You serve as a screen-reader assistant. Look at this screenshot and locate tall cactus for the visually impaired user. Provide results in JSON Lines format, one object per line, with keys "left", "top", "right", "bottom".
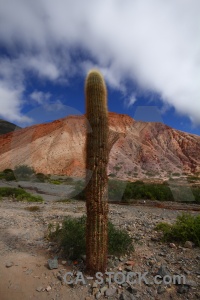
{"left": 85, "top": 69, "right": 109, "bottom": 274}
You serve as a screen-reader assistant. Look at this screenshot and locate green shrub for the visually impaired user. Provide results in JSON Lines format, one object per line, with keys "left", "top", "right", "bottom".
{"left": 48, "top": 215, "right": 134, "bottom": 260}
{"left": 49, "top": 179, "right": 61, "bottom": 185}
{"left": 14, "top": 165, "right": 35, "bottom": 181}
{"left": 0, "top": 187, "right": 43, "bottom": 202}
{"left": 35, "top": 173, "right": 48, "bottom": 182}
{"left": 70, "top": 180, "right": 200, "bottom": 204}
{"left": 0, "top": 169, "right": 16, "bottom": 181}
{"left": 122, "top": 181, "right": 200, "bottom": 203}
{"left": 4, "top": 172, "right": 16, "bottom": 181}
{"left": 155, "top": 213, "right": 200, "bottom": 246}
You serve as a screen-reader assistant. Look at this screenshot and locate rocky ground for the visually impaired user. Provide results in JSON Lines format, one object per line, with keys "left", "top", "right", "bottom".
{"left": 0, "top": 191, "right": 200, "bottom": 299}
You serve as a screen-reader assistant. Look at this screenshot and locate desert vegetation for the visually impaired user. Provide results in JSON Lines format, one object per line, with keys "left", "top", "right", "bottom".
{"left": 47, "top": 215, "right": 134, "bottom": 260}
{"left": 72, "top": 179, "right": 200, "bottom": 203}
{"left": 155, "top": 212, "right": 200, "bottom": 247}
{"left": 0, "top": 187, "right": 43, "bottom": 202}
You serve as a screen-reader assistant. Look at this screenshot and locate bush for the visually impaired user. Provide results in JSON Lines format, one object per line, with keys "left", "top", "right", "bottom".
{"left": 0, "top": 187, "right": 43, "bottom": 202}
{"left": 155, "top": 213, "right": 200, "bottom": 246}
{"left": 3, "top": 168, "right": 14, "bottom": 174}
{"left": 122, "top": 181, "right": 200, "bottom": 203}
{"left": 49, "top": 179, "right": 61, "bottom": 185}
{"left": 36, "top": 173, "right": 48, "bottom": 182}
{"left": 48, "top": 215, "right": 134, "bottom": 260}
{"left": 14, "top": 165, "right": 35, "bottom": 180}
{"left": 0, "top": 169, "right": 16, "bottom": 181}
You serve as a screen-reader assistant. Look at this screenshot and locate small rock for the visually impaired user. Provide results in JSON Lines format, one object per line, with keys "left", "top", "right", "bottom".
{"left": 92, "top": 282, "right": 98, "bottom": 288}
{"left": 92, "top": 287, "right": 99, "bottom": 296}
{"left": 126, "top": 287, "right": 137, "bottom": 295}
{"left": 46, "top": 285, "right": 51, "bottom": 292}
{"left": 119, "top": 291, "right": 136, "bottom": 300}
{"left": 169, "top": 243, "right": 176, "bottom": 248}
{"left": 177, "top": 285, "right": 189, "bottom": 294}
{"left": 61, "top": 261, "right": 66, "bottom": 265}
{"left": 125, "top": 261, "right": 135, "bottom": 266}
{"left": 6, "top": 262, "right": 13, "bottom": 268}
{"left": 95, "top": 291, "right": 101, "bottom": 299}
{"left": 25, "top": 269, "right": 33, "bottom": 275}
{"left": 157, "top": 285, "right": 166, "bottom": 294}
{"left": 157, "top": 265, "right": 171, "bottom": 278}
{"left": 105, "top": 287, "right": 117, "bottom": 297}
{"left": 36, "top": 286, "right": 43, "bottom": 292}
{"left": 48, "top": 258, "right": 58, "bottom": 270}
{"left": 125, "top": 266, "right": 132, "bottom": 272}
{"left": 184, "top": 241, "right": 193, "bottom": 249}
{"left": 100, "top": 286, "right": 108, "bottom": 294}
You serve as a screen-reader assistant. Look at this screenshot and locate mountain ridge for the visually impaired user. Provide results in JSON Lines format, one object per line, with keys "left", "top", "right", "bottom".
{"left": 0, "top": 112, "right": 199, "bottom": 178}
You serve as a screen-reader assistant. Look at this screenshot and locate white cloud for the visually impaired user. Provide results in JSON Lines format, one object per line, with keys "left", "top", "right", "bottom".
{"left": 125, "top": 94, "right": 137, "bottom": 108}
{"left": 0, "top": 0, "right": 200, "bottom": 124}
{"left": 0, "top": 82, "right": 31, "bottom": 123}
{"left": 30, "top": 91, "right": 51, "bottom": 104}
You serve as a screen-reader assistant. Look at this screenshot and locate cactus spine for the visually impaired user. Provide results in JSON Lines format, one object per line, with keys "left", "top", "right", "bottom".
{"left": 85, "top": 69, "right": 109, "bottom": 274}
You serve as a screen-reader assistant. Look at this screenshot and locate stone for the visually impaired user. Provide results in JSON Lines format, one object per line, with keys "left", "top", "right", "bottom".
{"left": 92, "top": 282, "right": 98, "bottom": 288}
{"left": 119, "top": 291, "right": 136, "bottom": 300}
{"left": 6, "top": 262, "right": 13, "bottom": 268}
{"left": 105, "top": 287, "right": 117, "bottom": 297}
{"left": 48, "top": 258, "right": 58, "bottom": 270}
{"left": 169, "top": 243, "right": 176, "bottom": 248}
{"left": 184, "top": 241, "right": 193, "bottom": 249}
{"left": 92, "top": 288, "right": 99, "bottom": 296}
{"left": 46, "top": 285, "right": 51, "bottom": 292}
{"left": 126, "top": 287, "right": 137, "bottom": 295}
{"left": 95, "top": 291, "right": 101, "bottom": 299}
{"left": 125, "top": 266, "right": 132, "bottom": 272}
{"left": 36, "top": 286, "right": 43, "bottom": 292}
{"left": 156, "top": 265, "right": 171, "bottom": 278}
{"left": 157, "top": 285, "right": 166, "bottom": 294}
{"left": 125, "top": 260, "right": 135, "bottom": 266}
{"left": 177, "top": 285, "right": 189, "bottom": 294}
{"left": 100, "top": 286, "right": 108, "bottom": 294}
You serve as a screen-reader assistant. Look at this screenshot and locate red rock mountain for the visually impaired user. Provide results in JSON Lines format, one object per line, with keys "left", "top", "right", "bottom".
{"left": 0, "top": 112, "right": 199, "bottom": 179}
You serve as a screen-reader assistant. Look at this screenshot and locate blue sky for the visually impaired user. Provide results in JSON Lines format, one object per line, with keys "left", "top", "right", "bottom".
{"left": 0, "top": 0, "right": 200, "bottom": 135}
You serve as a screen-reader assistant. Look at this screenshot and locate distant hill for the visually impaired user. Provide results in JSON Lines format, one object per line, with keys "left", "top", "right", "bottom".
{"left": 0, "top": 112, "right": 199, "bottom": 178}
{"left": 0, "top": 119, "right": 21, "bottom": 135}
